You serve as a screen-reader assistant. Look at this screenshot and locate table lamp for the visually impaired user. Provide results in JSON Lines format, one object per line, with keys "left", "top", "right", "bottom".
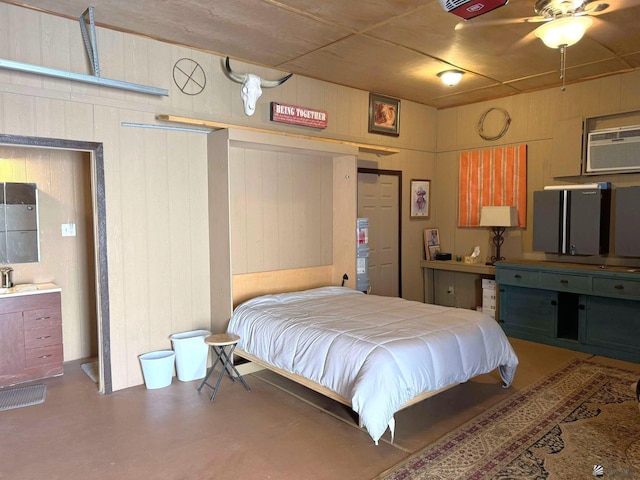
{"left": 479, "top": 206, "right": 518, "bottom": 265}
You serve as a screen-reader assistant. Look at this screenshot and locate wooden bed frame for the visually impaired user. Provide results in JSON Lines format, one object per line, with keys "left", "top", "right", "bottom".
{"left": 233, "top": 347, "right": 456, "bottom": 414}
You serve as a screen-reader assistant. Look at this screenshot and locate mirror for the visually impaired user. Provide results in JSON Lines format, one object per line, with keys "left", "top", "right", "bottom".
{"left": 0, "top": 182, "right": 40, "bottom": 264}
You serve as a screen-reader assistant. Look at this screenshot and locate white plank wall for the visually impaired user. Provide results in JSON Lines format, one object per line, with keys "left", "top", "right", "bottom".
{"left": 230, "top": 149, "right": 334, "bottom": 275}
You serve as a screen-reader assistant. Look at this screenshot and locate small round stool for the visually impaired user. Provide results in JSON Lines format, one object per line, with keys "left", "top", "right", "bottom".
{"left": 197, "top": 333, "right": 251, "bottom": 401}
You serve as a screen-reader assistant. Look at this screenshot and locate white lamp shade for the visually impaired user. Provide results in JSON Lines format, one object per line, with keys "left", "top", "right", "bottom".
{"left": 438, "top": 70, "right": 464, "bottom": 86}
{"left": 534, "top": 16, "right": 593, "bottom": 49}
{"left": 479, "top": 206, "right": 518, "bottom": 227}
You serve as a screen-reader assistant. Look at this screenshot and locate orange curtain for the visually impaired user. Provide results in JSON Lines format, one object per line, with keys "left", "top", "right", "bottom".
{"left": 458, "top": 144, "right": 527, "bottom": 227}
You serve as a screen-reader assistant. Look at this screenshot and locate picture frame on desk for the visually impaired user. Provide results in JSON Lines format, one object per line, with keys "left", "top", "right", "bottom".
{"left": 424, "top": 228, "right": 440, "bottom": 260}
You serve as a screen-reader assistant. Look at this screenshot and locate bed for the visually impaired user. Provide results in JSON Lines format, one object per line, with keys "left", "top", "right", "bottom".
{"left": 227, "top": 286, "right": 519, "bottom": 444}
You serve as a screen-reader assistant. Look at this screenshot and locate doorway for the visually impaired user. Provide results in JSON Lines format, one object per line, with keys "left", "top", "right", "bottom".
{"left": 357, "top": 168, "right": 402, "bottom": 297}
{"left": 0, "top": 134, "right": 111, "bottom": 394}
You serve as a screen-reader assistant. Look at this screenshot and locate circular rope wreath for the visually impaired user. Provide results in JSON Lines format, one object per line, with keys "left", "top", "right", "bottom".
{"left": 477, "top": 107, "right": 511, "bottom": 141}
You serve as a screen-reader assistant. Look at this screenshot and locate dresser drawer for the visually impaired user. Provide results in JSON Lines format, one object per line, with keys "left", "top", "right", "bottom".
{"left": 592, "top": 277, "right": 640, "bottom": 299}
{"left": 540, "top": 272, "right": 591, "bottom": 292}
{"left": 23, "top": 307, "right": 61, "bottom": 329}
{"left": 25, "top": 344, "right": 63, "bottom": 367}
{"left": 24, "top": 325, "right": 62, "bottom": 349}
{"left": 496, "top": 268, "right": 540, "bottom": 287}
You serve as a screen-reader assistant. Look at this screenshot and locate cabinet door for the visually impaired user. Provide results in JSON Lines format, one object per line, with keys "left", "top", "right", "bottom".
{"left": 551, "top": 117, "right": 584, "bottom": 178}
{"left": 568, "top": 189, "right": 610, "bottom": 255}
{"left": 0, "top": 312, "right": 26, "bottom": 374}
{"left": 614, "top": 186, "right": 640, "bottom": 257}
{"left": 532, "top": 190, "right": 562, "bottom": 253}
{"left": 583, "top": 296, "right": 640, "bottom": 358}
{"left": 498, "top": 285, "right": 556, "bottom": 338}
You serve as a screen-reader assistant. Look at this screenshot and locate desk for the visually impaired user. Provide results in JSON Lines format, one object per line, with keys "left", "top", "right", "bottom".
{"left": 420, "top": 260, "right": 495, "bottom": 305}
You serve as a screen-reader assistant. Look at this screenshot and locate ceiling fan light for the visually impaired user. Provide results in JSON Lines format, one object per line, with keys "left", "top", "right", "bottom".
{"left": 438, "top": 70, "right": 464, "bottom": 86}
{"left": 534, "top": 16, "right": 593, "bottom": 48}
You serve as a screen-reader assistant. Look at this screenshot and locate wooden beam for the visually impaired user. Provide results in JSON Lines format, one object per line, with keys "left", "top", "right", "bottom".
{"left": 156, "top": 114, "right": 399, "bottom": 156}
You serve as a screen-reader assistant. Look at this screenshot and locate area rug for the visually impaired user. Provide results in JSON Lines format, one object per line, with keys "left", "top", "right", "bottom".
{"left": 0, "top": 384, "right": 46, "bottom": 411}
{"left": 379, "top": 359, "right": 640, "bottom": 479}
{"left": 81, "top": 361, "right": 99, "bottom": 384}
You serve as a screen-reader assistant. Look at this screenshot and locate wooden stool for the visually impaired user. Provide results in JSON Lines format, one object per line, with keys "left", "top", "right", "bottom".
{"left": 197, "top": 333, "right": 251, "bottom": 401}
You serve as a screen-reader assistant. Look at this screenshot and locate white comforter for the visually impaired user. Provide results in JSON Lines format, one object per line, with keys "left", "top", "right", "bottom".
{"left": 227, "top": 287, "right": 519, "bottom": 443}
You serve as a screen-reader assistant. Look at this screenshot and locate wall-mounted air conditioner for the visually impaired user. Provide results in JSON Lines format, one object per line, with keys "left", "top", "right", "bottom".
{"left": 586, "top": 125, "right": 640, "bottom": 173}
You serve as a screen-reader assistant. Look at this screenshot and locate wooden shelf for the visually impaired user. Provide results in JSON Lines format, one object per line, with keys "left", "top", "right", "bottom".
{"left": 420, "top": 260, "right": 495, "bottom": 275}
{"left": 156, "top": 114, "right": 399, "bottom": 156}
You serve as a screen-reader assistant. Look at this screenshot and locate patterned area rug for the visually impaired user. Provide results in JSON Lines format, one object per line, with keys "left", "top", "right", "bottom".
{"left": 380, "top": 359, "right": 640, "bottom": 479}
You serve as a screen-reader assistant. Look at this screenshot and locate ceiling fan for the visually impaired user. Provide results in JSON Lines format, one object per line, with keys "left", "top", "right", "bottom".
{"left": 455, "top": 0, "right": 618, "bottom": 45}
{"left": 456, "top": 0, "right": 624, "bottom": 88}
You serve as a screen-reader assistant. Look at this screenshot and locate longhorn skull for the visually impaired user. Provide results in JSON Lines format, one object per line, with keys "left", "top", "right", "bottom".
{"left": 224, "top": 57, "right": 293, "bottom": 116}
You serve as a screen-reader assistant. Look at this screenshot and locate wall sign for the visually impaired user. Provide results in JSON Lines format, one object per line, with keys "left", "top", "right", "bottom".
{"left": 270, "top": 102, "right": 328, "bottom": 129}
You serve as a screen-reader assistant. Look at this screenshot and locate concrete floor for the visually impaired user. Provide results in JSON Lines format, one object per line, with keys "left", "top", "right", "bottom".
{"left": 1, "top": 338, "right": 639, "bottom": 480}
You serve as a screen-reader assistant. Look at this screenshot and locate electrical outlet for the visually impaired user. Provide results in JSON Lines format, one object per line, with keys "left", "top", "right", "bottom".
{"left": 448, "top": 285, "right": 454, "bottom": 295}
{"left": 61, "top": 223, "right": 77, "bottom": 237}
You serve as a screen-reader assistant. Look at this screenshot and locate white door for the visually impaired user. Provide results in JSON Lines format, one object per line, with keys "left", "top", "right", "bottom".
{"left": 357, "top": 170, "right": 400, "bottom": 297}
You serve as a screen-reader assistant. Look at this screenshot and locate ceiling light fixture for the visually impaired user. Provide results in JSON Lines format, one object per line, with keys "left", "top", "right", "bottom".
{"left": 534, "top": 16, "right": 593, "bottom": 91}
{"left": 534, "top": 16, "right": 593, "bottom": 49}
{"left": 438, "top": 70, "right": 464, "bottom": 86}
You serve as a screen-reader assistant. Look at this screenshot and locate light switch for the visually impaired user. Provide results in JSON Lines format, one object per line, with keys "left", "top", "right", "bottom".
{"left": 61, "top": 223, "right": 76, "bottom": 237}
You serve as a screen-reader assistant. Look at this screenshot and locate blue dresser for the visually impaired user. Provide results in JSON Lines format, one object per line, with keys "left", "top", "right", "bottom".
{"left": 496, "top": 260, "right": 640, "bottom": 363}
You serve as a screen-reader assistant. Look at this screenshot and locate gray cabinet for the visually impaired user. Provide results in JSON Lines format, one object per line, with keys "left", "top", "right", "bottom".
{"left": 532, "top": 188, "right": 610, "bottom": 255}
{"left": 496, "top": 260, "right": 640, "bottom": 363}
{"left": 615, "top": 186, "right": 640, "bottom": 257}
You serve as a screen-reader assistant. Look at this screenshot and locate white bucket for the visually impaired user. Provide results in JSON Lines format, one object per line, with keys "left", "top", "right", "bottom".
{"left": 139, "top": 350, "right": 175, "bottom": 389}
{"left": 170, "top": 330, "right": 211, "bottom": 382}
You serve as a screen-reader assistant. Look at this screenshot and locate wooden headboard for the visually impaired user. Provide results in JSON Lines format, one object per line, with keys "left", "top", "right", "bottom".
{"left": 232, "top": 265, "right": 334, "bottom": 307}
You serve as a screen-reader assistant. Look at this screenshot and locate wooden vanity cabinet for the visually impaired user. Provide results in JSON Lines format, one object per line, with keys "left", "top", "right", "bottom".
{"left": 0, "top": 291, "right": 63, "bottom": 387}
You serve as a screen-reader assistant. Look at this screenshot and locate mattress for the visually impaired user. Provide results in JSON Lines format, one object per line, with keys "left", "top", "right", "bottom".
{"left": 227, "top": 286, "right": 519, "bottom": 443}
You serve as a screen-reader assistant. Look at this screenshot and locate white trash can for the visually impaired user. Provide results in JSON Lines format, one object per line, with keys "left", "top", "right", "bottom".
{"left": 139, "top": 350, "right": 175, "bottom": 389}
{"left": 170, "top": 329, "right": 211, "bottom": 382}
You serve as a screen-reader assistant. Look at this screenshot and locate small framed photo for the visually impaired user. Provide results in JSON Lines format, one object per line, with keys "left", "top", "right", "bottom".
{"left": 424, "top": 228, "right": 440, "bottom": 248}
{"left": 410, "top": 179, "right": 431, "bottom": 219}
{"left": 368, "top": 93, "right": 400, "bottom": 137}
{"left": 428, "top": 245, "right": 441, "bottom": 261}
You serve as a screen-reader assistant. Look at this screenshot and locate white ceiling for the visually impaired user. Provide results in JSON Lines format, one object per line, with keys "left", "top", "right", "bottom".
{"left": 6, "top": 0, "right": 640, "bottom": 109}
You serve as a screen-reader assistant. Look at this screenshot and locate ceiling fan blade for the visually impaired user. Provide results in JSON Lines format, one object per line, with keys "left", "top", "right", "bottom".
{"left": 579, "top": 2, "right": 610, "bottom": 15}
{"left": 454, "top": 15, "right": 548, "bottom": 30}
{"left": 582, "top": 0, "right": 640, "bottom": 16}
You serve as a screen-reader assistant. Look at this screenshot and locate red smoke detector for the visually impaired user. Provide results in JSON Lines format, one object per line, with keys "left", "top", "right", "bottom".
{"left": 439, "top": 0, "right": 508, "bottom": 19}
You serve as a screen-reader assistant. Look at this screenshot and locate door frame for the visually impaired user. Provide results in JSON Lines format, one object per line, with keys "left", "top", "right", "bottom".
{"left": 357, "top": 167, "right": 402, "bottom": 297}
{"left": 0, "top": 133, "right": 112, "bottom": 394}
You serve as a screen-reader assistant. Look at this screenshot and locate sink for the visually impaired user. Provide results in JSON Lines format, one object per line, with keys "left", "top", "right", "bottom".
{"left": 0, "top": 284, "right": 40, "bottom": 295}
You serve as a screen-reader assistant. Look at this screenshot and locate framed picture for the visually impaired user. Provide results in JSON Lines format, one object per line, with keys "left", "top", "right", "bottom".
{"left": 424, "top": 229, "right": 441, "bottom": 260}
{"left": 410, "top": 179, "right": 431, "bottom": 219}
{"left": 368, "top": 93, "right": 400, "bottom": 137}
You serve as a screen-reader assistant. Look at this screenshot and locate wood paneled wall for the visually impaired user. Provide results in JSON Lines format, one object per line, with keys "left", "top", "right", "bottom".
{"left": 433, "top": 72, "right": 640, "bottom": 308}
{"left": 9, "top": 2, "right": 639, "bottom": 389}
{"left": 230, "top": 149, "right": 334, "bottom": 274}
{"left": 0, "top": 3, "right": 438, "bottom": 390}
